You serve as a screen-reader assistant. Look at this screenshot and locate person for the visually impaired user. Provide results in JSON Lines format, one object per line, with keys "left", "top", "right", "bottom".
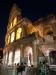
{"left": 29, "top": 65, "right": 36, "bottom": 75}
{"left": 16, "top": 63, "right": 20, "bottom": 74}
{"left": 17, "top": 63, "right": 25, "bottom": 75}
{"left": 41, "top": 61, "right": 50, "bottom": 75}
{"left": 23, "top": 63, "right": 29, "bottom": 75}
{"left": 14, "top": 63, "right": 17, "bottom": 68}
{"left": 38, "top": 61, "right": 42, "bottom": 73}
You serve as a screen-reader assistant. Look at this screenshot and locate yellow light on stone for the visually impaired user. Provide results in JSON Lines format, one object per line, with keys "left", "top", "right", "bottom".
{"left": 13, "top": 17, "right": 17, "bottom": 26}
{"left": 16, "top": 28, "right": 22, "bottom": 40}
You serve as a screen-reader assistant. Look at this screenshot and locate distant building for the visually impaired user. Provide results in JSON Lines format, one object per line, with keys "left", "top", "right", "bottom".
{"left": 3, "top": 4, "right": 56, "bottom": 67}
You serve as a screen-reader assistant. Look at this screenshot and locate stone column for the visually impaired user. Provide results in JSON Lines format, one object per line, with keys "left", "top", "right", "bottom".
{"left": 36, "top": 45, "right": 44, "bottom": 66}
{"left": 20, "top": 45, "right": 24, "bottom": 62}
{"left": 12, "top": 48, "right": 15, "bottom": 65}
{"left": 7, "top": 50, "right": 9, "bottom": 65}
{"left": 4, "top": 50, "right": 6, "bottom": 65}
{"left": 5, "top": 50, "right": 8, "bottom": 65}
{"left": 3, "top": 50, "right": 5, "bottom": 64}
{"left": 32, "top": 40, "right": 37, "bottom": 67}
{"left": 21, "top": 20, "right": 29, "bottom": 37}
{"left": 48, "top": 55, "right": 50, "bottom": 65}
{"left": 36, "top": 44, "right": 40, "bottom": 65}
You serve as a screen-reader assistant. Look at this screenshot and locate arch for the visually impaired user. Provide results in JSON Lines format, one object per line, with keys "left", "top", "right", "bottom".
{"left": 41, "top": 48, "right": 56, "bottom": 64}
{"left": 11, "top": 32, "right": 15, "bottom": 42}
{"left": 14, "top": 49, "right": 21, "bottom": 64}
{"left": 44, "top": 29, "right": 53, "bottom": 35}
{"left": 16, "top": 27, "right": 22, "bottom": 40}
{"left": 43, "top": 25, "right": 53, "bottom": 35}
{"left": 46, "top": 30, "right": 53, "bottom": 35}
{"left": 24, "top": 46, "right": 33, "bottom": 66}
{"left": 13, "top": 17, "right": 17, "bottom": 26}
{"left": 49, "top": 50, "right": 56, "bottom": 64}
{"left": 44, "top": 48, "right": 56, "bottom": 56}
{"left": 44, "top": 25, "right": 52, "bottom": 30}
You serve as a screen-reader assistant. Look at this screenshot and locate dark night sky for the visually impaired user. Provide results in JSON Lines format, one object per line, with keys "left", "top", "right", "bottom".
{"left": 0, "top": 0, "right": 56, "bottom": 48}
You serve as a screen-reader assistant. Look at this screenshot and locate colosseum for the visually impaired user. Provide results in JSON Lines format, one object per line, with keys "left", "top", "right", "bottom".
{"left": 3, "top": 4, "right": 56, "bottom": 67}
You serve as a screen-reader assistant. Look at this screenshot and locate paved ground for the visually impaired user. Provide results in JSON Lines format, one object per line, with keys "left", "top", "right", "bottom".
{"left": 0, "top": 65, "right": 2, "bottom": 75}
{"left": 0, "top": 65, "right": 56, "bottom": 75}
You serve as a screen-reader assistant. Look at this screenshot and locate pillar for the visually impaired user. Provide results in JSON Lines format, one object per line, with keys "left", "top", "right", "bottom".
{"left": 4, "top": 50, "right": 6, "bottom": 65}
{"left": 7, "top": 50, "right": 9, "bottom": 65}
{"left": 32, "top": 40, "right": 37, "bottom": 67}
{"left": 20, "top": 45, "right": 24, "bottom": 62}
{"left": 5, "top": 50, "right": 8, "bottom": 65}
{"left": 12, "top": 48, "right": 15, "bottom": 65}
{"left": 48, "top": 55, "right": 50, "bottom": 65}
{"left": 36, "top": 44, "right": 40, "bottom": 65}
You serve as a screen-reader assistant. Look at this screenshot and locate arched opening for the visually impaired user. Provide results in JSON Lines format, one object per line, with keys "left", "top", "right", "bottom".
{"left": 13, "top": 17, "right": 17, "bottom": 26}
{"left": 44, "top": 25, "right": 53, "bottom": 36}
{"left": 14, "top": 49, "right": 20, "bottom": 64}
{"left": 49, "top": 50, "right": 56, "bottom": 65}
{"left": 24, "top": 46, "right": 33, "bottom": 66}
{"left": 46, "top": 31, "right": 53, "bottom": 35}
{"left": 16, "top": 28, "right": 22, "bottom": 40}
{"left": 44, "top": 48, "right": 56, "bottom": 65}
{"left": 11, "top": 32, "right": 15, "bottom": 42}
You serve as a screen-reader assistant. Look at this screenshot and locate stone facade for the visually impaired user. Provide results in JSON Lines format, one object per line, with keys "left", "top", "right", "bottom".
{"left": 3, "top": 4, "right": 56, "bottom": 67}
